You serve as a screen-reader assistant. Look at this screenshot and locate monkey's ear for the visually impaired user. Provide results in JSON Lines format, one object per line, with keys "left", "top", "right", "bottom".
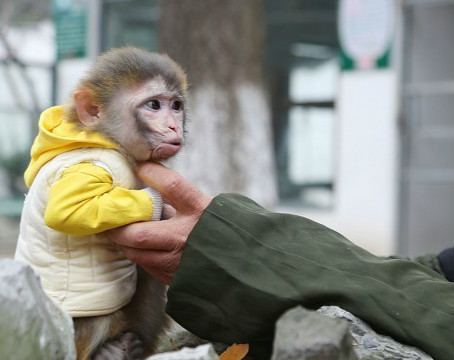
{"left": 73, "top": 90, "right": 101, "bottom": 127}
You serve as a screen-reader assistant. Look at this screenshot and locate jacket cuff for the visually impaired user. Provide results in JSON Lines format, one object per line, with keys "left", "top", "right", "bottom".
{"left": 141, "top": 187, "right": 163, "bottom": 221}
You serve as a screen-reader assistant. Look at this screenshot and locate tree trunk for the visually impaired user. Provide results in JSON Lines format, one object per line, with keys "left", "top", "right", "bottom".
{"left": 159, "top": 0, "right": 277, "bottom": 208}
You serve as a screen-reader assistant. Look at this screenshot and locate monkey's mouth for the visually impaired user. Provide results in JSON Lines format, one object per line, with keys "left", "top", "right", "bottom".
{"left": 151, "top": 140, "right": 182, "bottom": 160}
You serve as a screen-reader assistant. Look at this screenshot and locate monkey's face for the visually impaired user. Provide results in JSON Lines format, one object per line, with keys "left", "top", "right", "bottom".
{"left": 101, "top": 78, "right": 185, "bottom": 162}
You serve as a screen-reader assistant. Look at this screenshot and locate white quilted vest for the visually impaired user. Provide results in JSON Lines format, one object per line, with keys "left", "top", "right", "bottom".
{"left": 15, "top": 148, "right": 139, "bottom": 317}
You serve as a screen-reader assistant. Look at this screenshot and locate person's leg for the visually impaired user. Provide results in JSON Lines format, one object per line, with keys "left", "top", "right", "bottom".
{"left": 411, "top": 247, "right": 454, "bottom": 282}
{"left": 438, "top": 247, "right": 454, "bottom": 282}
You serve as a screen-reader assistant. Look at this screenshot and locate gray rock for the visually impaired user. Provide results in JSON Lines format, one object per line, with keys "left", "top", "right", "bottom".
{"left": 0, "top": 259, "right": 76, "bottom": 360}
{"left": 156, "top": 320, "right": 228, "bottom": 355}
{"left": 318, "top": 306, "right": 432, "bottom": 360}
{"left": 147, "top": 343, "right": 219, "bottom": 360}
{"left": 272, "top": 306, "right": 358, "bottom": 360}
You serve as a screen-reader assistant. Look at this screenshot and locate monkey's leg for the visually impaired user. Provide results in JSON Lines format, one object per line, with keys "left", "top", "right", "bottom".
{"left": 73, "top": 310, "right": 128, "bottom": 360}
{"left": 122, "top": 266, "right": 170, "bottom": 357}
{"left": 91, "top": 332, "right": 143, "bottom": 360}
{"left": 73, "top": 268, "right": 167, "bottom": 360}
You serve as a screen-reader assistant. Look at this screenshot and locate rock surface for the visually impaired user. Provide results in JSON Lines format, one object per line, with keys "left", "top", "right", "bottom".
{"left": 0, "top": 259, "right": 76, "bottom": 360}
{"left": 318, "top": 306, "right": 433, "bottom": 360}
{"left": 271, "top": 306, "right": 358, "bottom": 360}
{"left": 155, "top": 306, "right": 433, "bottom": 360}
{"left": 148, "top": 343, "right": 219, "bottom": 360}
{"left": 156, "top": 320, "right": 227, "bottom": 355}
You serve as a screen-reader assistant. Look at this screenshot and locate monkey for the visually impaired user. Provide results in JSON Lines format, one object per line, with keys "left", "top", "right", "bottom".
{"left": 15, "top": 47, "right": 188, "bottom": 360}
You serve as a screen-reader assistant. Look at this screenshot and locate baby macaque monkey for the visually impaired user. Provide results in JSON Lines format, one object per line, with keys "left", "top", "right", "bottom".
{"left": 15, "top": 47, "right": 188, "bottom": 359}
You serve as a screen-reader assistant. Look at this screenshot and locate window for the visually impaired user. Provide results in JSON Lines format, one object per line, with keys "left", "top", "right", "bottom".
{"left": 286, "top": 46, "right": 338, "bottom": 208}
{"left": 265, "top": 1, "right": 339, "bottom": 209}
{"left": 101, "top": 0, "right": 160, "bottom": 51}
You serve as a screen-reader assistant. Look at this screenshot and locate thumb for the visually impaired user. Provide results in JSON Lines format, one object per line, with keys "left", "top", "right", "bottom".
{"left": 136, "top": 162, "right": 212, "bottom": 214}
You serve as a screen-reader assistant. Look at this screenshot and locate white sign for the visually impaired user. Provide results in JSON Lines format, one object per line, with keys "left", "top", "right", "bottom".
{"left": 338, "top": 0, "right": 396, "bottom": 69}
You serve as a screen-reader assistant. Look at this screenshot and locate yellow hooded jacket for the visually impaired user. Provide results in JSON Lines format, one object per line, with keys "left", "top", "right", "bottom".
{"left": 15, "top": 106, "right": 162, "bottom": 316}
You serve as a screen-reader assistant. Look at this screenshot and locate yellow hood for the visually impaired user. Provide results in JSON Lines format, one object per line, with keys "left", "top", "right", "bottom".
{"left": 24, "top": 106, "right": 117, "bottom": 187}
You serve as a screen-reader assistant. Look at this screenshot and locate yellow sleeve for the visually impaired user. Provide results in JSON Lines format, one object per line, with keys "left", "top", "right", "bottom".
{"left": 44, "top": 162, "right": 155, "bottom": 236}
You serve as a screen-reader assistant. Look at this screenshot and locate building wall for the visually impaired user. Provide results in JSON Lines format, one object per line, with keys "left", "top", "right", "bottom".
{"left": 3, "top": 1, "right": 451, "bottom": 259}
{"left": 279, "top": 70, "right": 399, "bottom": 256}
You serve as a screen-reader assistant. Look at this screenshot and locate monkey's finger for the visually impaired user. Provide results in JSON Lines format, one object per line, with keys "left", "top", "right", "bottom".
{"left": 162, "top": 203, "right": 177, "bottom": 219}
{"left": 136, "top": 162, "right": 212, "bottom": 214}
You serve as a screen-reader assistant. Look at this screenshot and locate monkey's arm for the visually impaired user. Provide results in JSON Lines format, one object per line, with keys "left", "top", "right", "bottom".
{"left": 44, "top": 162, "right": 161, "bottom": 236}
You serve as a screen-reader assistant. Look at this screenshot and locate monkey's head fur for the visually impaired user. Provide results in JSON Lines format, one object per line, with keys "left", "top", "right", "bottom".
{"left": 66, "top": 47, "right": 188, "bottom": 164}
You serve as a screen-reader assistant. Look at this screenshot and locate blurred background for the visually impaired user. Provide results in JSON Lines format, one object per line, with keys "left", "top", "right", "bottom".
{"left": 0, "top": 0, "right": 452, "bottom": 258}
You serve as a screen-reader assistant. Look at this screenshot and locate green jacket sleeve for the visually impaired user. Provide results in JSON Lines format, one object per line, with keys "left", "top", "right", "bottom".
{"left": 166, "top": 194, "right": 454, "bottom": 360}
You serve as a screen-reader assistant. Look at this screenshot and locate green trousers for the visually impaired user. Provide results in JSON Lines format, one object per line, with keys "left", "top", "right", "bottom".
{"left": 167, "top": 194, "right": 454, "bottom": 360}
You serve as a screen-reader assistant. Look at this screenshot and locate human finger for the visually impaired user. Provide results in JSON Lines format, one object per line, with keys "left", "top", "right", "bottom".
{"left": 121, "top": 247, "right": 182, "bottom": 285}
{"left": 136, "top": 162, "right": 212, "bottom": 214}
{"left": 106, "top": 219, "right": 188, "bottom": 251}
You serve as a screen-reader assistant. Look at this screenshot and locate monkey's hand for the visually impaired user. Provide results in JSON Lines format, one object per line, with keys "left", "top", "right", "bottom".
{"left": 106, "top": 163, "right": 212, "bottom": 285}
{"left": 162, "top": 203, "right": 177, "bottom": 219}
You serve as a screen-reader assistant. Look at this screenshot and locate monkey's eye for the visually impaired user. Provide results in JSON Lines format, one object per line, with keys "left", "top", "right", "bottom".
{"left": 172, "top": 101, "right": 183, "bottom": 111}
{"left": 146, "top": 99, "right": 161, "bottom": 110}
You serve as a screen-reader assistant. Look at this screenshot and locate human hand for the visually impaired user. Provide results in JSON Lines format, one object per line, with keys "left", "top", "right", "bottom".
{"left": 107, "top": 163, "right": 212, "bottom": 284}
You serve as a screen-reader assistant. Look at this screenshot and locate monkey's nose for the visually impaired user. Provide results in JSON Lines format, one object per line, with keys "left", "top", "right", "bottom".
{"left": 168, "top": 123, "right": 181, "bottom": 134}
{"left": 166, "top": 117, "right": 178, "bottom": 131}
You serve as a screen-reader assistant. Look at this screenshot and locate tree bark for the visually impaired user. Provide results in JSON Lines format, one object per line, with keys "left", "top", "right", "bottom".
{"left": 159, "top": 0, "right": 277, "bottom": 208}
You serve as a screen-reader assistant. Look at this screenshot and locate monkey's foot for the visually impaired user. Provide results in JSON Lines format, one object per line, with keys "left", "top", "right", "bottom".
{"left": 91, "top": 332, "right": 144, "bottom": 360}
